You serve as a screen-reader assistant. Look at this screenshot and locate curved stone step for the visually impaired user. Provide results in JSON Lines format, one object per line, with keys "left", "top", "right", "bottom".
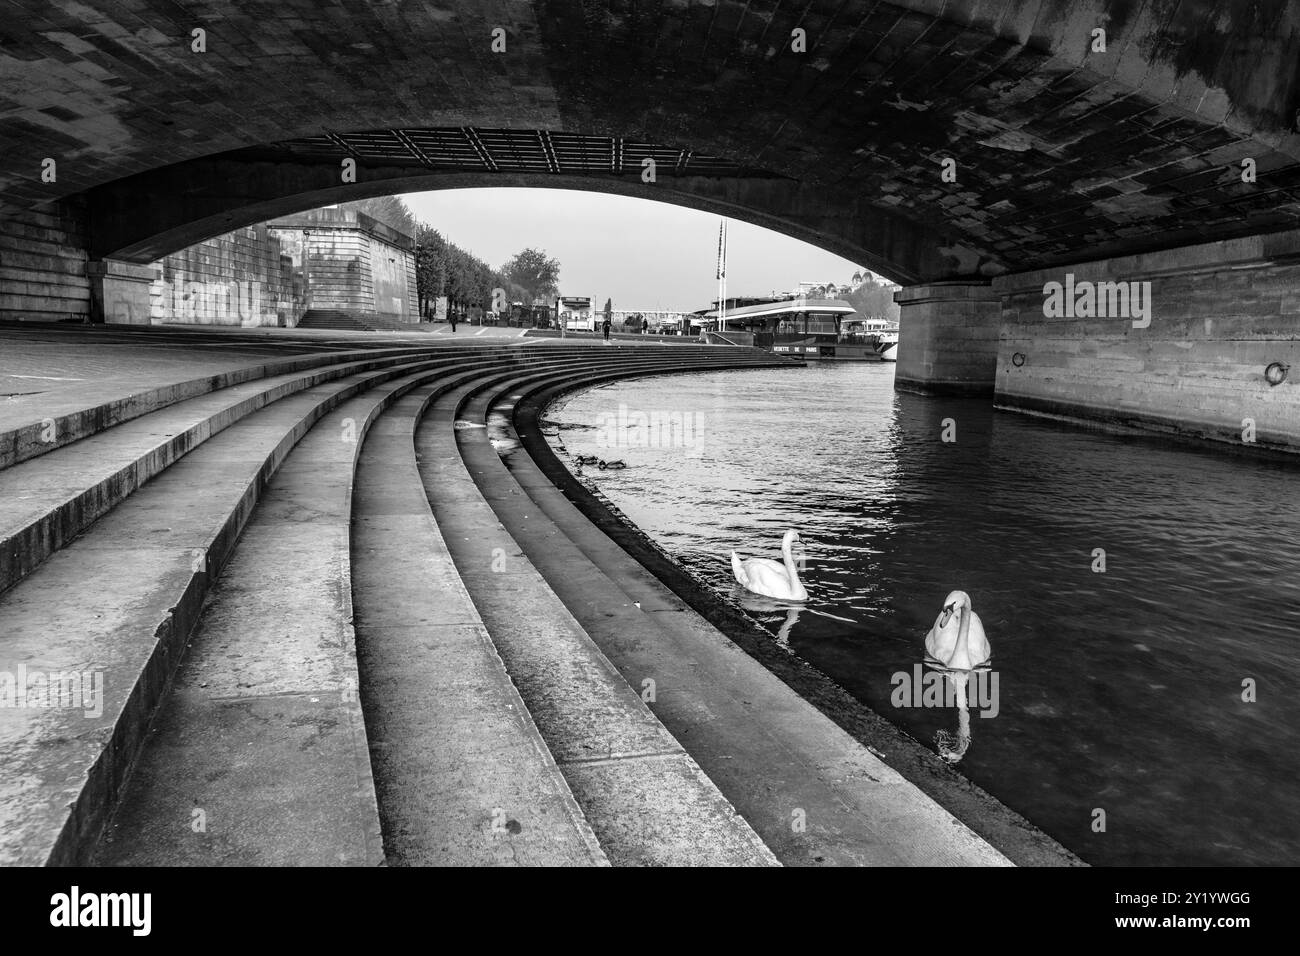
{"left": 90, "top": 362, "right": 498, "bottom": 866}
{"left": 470, "top": 363, "right": 1015, "bottom": 866}
{"left": 417, "top": 349, "right": 782, "bottom": 866}
{"left": 0, "top": 338, "right": 441, "bottom": 471}
{"left": 89, "top": 347, "right": 709, "bottom": 866}
{"left": 350, "top": 367, "right": 609, "bottom": 867}
{"left": 0, "top": 351, "right": 471, "bottom": 597}
{"left": 0, "top": 358, "right": 459, "bottom": 865}
{"left": 85, "top": 347, "right": 653, "bottom": 866}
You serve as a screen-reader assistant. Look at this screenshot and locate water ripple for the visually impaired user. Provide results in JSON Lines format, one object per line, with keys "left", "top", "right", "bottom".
{"left": 545, "top": 362, "right": 1300, "bottom": 866}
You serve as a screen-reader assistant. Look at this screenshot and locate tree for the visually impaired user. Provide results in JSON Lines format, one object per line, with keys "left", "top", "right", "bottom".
{"left": 841, "top": 271, "right": 901, "bottom": 322}
{"left": 501, "top": 248, "right": 561, "bottom": 305}
{"left": 414, "top": 224, "right": 448, "bottom": 317}
{"left": 412, "top": 221, "right": 535, "bottom": 321}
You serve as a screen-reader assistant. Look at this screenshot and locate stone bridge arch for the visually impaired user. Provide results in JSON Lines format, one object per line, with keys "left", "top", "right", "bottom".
{"left": 3, "top": 0, "right": 1300, "bottom": 446}
{"left": 4, "top": 0, "right": 1299, "bottom": 281}
{"left": 85, "top": 129, "right": 971, "bottom": 284}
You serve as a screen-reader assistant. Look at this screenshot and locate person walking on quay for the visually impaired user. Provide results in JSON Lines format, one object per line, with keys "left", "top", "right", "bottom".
{"left": 641, "top": 316, "right": 649, "bottom": 335}
{"left": 602, "top": 316, "right": 612, "bottom": 343}
{"left": 450, "top": 311, "right": 457, "bottom": 334}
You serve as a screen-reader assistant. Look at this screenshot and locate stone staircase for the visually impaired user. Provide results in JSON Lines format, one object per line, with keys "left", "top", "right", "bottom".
{"left": 297, "top": 309, "right": 427, "bottom": 333}
{"left": 0, "top": 331, "right": 1018, "bottom": 867}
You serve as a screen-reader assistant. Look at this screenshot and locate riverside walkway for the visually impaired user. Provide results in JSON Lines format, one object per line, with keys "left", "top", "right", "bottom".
{"left": 0, "top": 322, "right": 1067, "bottom": 866}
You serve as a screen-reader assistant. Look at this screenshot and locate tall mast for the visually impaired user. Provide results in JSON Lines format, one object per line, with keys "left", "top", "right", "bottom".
{"left": 715, "top": 217, "right": 728, "bottom": 339}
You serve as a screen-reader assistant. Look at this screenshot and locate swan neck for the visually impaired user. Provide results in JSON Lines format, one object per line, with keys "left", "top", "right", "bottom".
{"left": 782, "top": 539, "right": 800, "bottom": 585}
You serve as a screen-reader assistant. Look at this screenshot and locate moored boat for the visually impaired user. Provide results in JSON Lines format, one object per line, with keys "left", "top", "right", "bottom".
{"left": 872, "top": 328, "right": 899, "bottom": 362}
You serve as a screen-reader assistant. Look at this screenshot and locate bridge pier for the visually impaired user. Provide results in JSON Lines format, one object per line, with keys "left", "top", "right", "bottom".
{"left": 0, "top": 202, "right": 90, "bottom": 323}
{"left": 86, "top": 260, "right": 155, "bottom": 325}
{"left": 994, "top": 231, "right": 1300, "bottom": 454}
{"left": 893, "top": 232, "right": 1300, "bottom": 455}
{"left": 893, "top": 282, "right": 1001, "bottom": 396}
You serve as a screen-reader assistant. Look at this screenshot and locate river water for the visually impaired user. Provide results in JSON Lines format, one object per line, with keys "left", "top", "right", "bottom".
{"left": 542, "top": 362, "right": 1300, "bottom": 866}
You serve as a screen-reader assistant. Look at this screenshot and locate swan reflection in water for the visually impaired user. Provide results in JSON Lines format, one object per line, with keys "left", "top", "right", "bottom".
{"left": 732, "top": 590, "right": 857, "bottom": 649}
{"left": 922, "top": 590, "right": 994, "bottom": 764}
{"left": 732, "top": 590, "right": 805, "bottom": 647}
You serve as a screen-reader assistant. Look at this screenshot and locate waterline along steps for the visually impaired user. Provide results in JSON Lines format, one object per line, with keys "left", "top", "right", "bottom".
{"left": 416, "top": 352, "right": 782, "bottom": 865}
{"left": 470, "top": 365, "right": 1013, "bottom": 865}
{"left": 0, "top": 334, "right": 1016, "bottom": 866}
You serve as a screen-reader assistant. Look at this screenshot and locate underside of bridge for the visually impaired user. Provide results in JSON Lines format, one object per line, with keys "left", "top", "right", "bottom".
{"left": 2, "top": 0, "right": 1299, "bottom": 449}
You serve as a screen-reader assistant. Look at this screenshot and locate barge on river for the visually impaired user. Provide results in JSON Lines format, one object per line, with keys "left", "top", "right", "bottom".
{"left": 700, "top": 297, "right": 898, "bottom": 361}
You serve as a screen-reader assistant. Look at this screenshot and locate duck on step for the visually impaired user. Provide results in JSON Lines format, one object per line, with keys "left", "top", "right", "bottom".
{"left": 731, "top": 529, "right": 808, "bottom": 601}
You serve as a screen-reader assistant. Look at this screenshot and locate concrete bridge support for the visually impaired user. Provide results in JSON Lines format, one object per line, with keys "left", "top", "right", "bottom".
{"left": 894, "top": 230, "right": 1300, "bottom": 454}
{"left": 893, "top": 283, "right": 1001, "bottom": 396}
{"left": 995, "top": 231, "right": 1300, "bottom": 455}
{"left": 0, "top": 202, "right": 90, "bottom": 323}
{"left": 86, "top": 260, "right": 154, "bottom": 325}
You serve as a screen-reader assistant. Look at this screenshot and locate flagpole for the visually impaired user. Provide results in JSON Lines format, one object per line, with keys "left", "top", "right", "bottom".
{"left": 717, "top": 218, "right": 728, "bottom": 343}
{"left": 721, "top": 218, "right": 727, "bottom": 338}
{"left": 715, "top": 217, "right": 728, "bottom": 342}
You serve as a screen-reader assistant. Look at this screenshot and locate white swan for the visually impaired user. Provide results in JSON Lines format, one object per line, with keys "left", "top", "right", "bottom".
{"left": 923, "top": 590, "right": 991, "bottom": 671}
{"left": 731, "top": 530, "right": 808, "bottom": 601}
{"left": 924, "top": 590, "right": 990, "bottom": 764}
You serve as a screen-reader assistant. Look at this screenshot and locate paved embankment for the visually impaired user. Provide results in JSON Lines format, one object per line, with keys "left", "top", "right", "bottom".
{"left": 507, "top": 375, "right": 1084, "bottom": 867}
{"left": 0, "top": 325, "right": 1064, "bottom": 866}
{"left": 417, "top": 351, "right": 782, "bottom": 865}
{"left": 456, "top": 365, "right": 1024, "bottom": 866}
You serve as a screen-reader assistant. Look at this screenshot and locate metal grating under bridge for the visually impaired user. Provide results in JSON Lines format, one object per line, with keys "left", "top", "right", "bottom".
{"left": 233, "top": 127, "right": 788, "bottom": 180}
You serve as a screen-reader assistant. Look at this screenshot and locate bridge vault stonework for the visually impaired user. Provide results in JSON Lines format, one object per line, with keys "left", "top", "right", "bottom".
{"left": 1, "top": 0, "right": 1299, "bottom": 448}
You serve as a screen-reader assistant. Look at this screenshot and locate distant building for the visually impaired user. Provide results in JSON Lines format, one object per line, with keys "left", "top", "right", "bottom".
{"left": 268, "top": 207, "right": 417, "bottom": 322}
{"left": 146, "top": 206, "right": 418, "bottom": 327}
{"left": 554, "top": 296, "right": 690, "bottom": 332}
{"left": 149, "top": 223, "right": 300, "bottom": 327}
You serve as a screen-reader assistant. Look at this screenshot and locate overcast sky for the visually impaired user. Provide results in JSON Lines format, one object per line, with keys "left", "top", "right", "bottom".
{"left": 403, "top": 188, "right": 867, "bottom": 312}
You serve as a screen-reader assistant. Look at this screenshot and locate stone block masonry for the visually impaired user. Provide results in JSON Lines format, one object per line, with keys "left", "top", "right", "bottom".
{"left": 994, "top": 231, "right": 1300, "bottom": 454}
{"left": 893, "top": 283, "right": 1001, "bottom": 395}
{"left": 267, "top": 209, "right": 418, "bottom": 322}
{"left": 151, "top": 224, "right": 301, "bottom": 327}
{"left": 0, "top": 202, "right": 416, "bottom": 328}
{"left": 0, "top": 200, "right": 90, "bottom": 322}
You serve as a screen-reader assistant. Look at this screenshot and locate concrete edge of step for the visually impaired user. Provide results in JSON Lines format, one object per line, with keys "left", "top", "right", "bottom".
{"left": 507, "top": 367, "right": 1088, "bottom": 869}
{"left": 7, "top": 347, "right": 782, "bottom": 865}
{"left": 389, "top": 375, "right": 613, "bottom": 866}
{"left": 0, "top": 344, "right": 451, "bottom": 472}
{"left": 0, "top": 353, "right": 491, "bottom": 599}
{"left": 31, "top": 362, "right": 462, "bottom": 866}
{"left": 80, "top": 354, "right": 614, "bottom": 868}
{"left": 436, "top": 354, "right": 785, "bottom": 866}
{"left": 327, "top": 366, "right": 487, "bottom": 867}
